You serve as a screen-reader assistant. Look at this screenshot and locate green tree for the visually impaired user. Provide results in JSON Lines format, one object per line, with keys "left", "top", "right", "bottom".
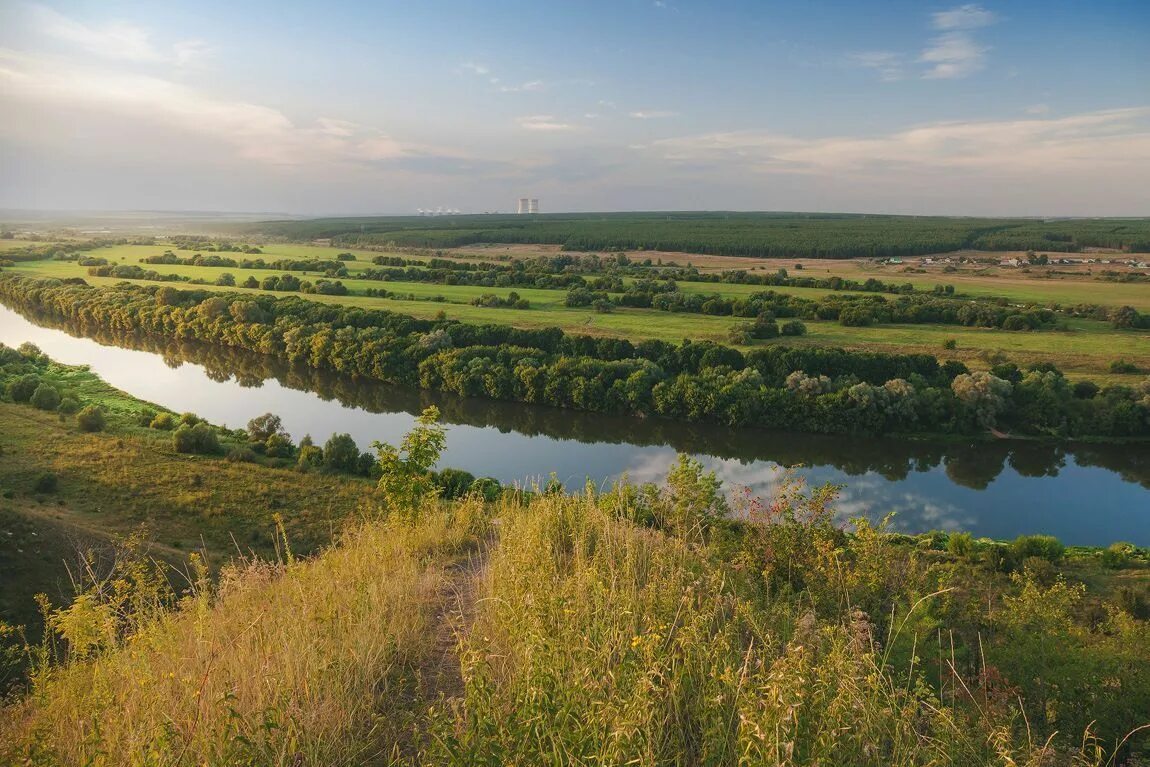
{"left": 322, "top": 433, "right": 360, "bottom": 473}
{"left": 373, "top": 406, "right": 447, "bottom": 521}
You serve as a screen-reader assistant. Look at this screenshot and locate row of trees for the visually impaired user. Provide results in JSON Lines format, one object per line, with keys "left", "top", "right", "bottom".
{"left": 4, "top": 275, "right": 1147, "bottom": 438}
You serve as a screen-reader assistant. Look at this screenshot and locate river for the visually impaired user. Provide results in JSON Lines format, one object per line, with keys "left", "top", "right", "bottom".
{"left": 2, "top": 303, "right": 1147, "bottom": 545}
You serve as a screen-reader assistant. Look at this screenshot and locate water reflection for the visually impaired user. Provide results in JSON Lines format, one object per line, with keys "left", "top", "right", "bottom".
{"left": 2, "top": 303, "right": 1148, "bottom": 544}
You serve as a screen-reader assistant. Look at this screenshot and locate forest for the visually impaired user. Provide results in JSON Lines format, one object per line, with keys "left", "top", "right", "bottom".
{"left": 249, "top": 212, "right": 1150, "bottom": 259}
{"left": 2, "top": 273, "right": 1148, "bottom": 439}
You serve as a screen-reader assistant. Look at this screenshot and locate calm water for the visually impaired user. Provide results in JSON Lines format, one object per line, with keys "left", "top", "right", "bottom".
{"left": 2, "top": 303, "right": 1148, "bottom": 545}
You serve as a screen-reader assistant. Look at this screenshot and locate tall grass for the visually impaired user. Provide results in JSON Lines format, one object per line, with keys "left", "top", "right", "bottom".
{"left": 425, "top": 488, "right": 1093, "bottom": 766}
{"left": 0, "top": 501, "right": 487, "bottom": 766}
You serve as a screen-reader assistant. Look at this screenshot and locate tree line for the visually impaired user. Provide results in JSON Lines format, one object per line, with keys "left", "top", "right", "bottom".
{"left": 2, "top": 274, "right": 1147, "bottom": 439}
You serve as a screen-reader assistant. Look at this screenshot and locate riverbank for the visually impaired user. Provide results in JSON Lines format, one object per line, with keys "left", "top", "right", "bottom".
{"left": 2, "top": 388, "right": 1149, "bottom": 762}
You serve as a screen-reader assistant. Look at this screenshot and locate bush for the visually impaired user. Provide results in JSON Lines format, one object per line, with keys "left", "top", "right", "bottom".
{"left": 1109, "top": 360, "right": 1141, "bottom": 374}
{"left": 1100, "top": 542, "right": 1134, "bottom": 569}
{"left": 179, "top": 412, "right": 201, "bottom": 426}
{"left": 57, "top": 395, "right": 81, "bottom": 414}
{"left": 1011, "top": 534, "right": 1065, "bottom": 563}
{"left": 942, "top": 338, "right": 957, "bottom": 350}
{"left": 150, "top": 412, "right": 175, "bottom": 430}
{"left": 297, "top": 444, "right": 324, "bottom": 471}
{"left": 137, "top": 408, "right": 157, "bottom": 426}
{"left": 947, "top": 531, "right": 975, "bottom": 558}
{"left": 470, "top": 477, "right": 502, "bottom": 502}
{"left": 8, "top": 374, "right": 40, "bottom": 402}
{"left": 33, "top": 472, "right": 58, "bottom": 493}
{"left": 225, "top": 446, "right": 258, "bottom": 463}
{"left": 76, "top": 405, "right": 106, "bottom": 433}
{"left": 264, "top": 432, "right": 294, "bottom": 459}
{"left": 30, "top": 383, "right": 62, "bottom": 411}
{"left": 173, "top": 423, "right": 220, "bottom": 454}
{"left": 780, "top": 320, "right": 807, "bottom": 337}
{"left": 433, "top": 467, "right": 477, "bottom": 500}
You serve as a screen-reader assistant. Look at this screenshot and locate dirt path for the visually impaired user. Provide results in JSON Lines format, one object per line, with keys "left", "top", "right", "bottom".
{"left": 417, "top": 539, "right": 490, "bottom": 703}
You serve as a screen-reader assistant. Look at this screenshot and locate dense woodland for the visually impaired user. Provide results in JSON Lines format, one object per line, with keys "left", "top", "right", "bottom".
{"left": 3, "top": 274, "right": 1148, "bottom": 439}
{"left": 249, "top": 212, "right": 1150, "bottom": 258}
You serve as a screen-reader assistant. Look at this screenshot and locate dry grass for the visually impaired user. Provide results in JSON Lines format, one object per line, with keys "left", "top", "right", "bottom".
{"left": 0, "top": 504, "right": 484, "bottom": 766}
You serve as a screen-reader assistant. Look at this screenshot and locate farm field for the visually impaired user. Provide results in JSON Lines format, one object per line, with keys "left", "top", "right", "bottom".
{"left": 7, "top": 241, "right": 1149, "bottom": 383}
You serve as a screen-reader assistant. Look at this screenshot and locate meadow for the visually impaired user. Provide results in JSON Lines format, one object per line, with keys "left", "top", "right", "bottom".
{"left": 7, "top": 240, "right": 1149, "bottom": 382}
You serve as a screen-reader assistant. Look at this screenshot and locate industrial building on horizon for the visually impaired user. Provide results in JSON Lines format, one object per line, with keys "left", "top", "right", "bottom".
{"left": 517, "top": 198, "right": 539, "bottom": 214}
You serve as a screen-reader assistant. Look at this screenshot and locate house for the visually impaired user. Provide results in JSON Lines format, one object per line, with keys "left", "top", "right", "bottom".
{"left": 999, "top": 258, "right": 1021, "bottom": 267}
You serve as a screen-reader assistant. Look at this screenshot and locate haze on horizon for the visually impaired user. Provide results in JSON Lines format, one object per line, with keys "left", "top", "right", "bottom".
{"left": 1, "top": 0, "right": 1148, "bottom": 218}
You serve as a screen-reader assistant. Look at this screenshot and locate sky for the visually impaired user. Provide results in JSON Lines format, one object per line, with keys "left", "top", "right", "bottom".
{"left": 1, "top": 0, "right": 1148, "bottom": 217}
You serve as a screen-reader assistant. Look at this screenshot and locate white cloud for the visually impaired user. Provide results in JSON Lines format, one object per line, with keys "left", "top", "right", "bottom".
{"left": 650, "top": 108, "right": 1150, "bottom": 176}
{"left": 920, "top": 31, "right": 988, "bottom": 79}
{"left": 0, "top": 50, "right": 419, "bottom": 166}
{"left": 461, "top": 61, "right": 490, "bottom": 76}
{"left": 920, "top": 4, "right": 998, "bottom": 79}
{"left": 931, "top": 4, "right": 997, "bottom": 30}
{"left": 29, "top": 4, "right": 211, "bottom": 66}
{"left": 629, "top": 110, "right": 678, "bottom": 119}
{"left": 848, "top": 51, "right": 905, "bottom": 82}
{"left": 500, "top": 80, "right": 546, "bottom": 93}
{"left": 517, "top": 114, "right": 577, "bottom": 131}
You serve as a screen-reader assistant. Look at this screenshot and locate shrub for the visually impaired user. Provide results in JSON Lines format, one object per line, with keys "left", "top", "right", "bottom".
{"left": 947, "top": 531, "right": 975, "bottom": 558}
{"left": 8, "top": 374, "right": 40, "bottom": 402}
{"left": 470, "top": 477, "right": 503, "bottom": 502}
{"left": 33, "top": 472, "right": 58, "bottom": 493}
{"left": 297, "top": 444, "right": 324, "bottom": 471}
{"left": 1109, "top": 360, "right": 1140, "bottom": 374}
{"left": 30, "top": 383, "right": 62, "bottom": 411}
{"left": 57, "top": 395, "right": 81, "bottom": 414}
{"left": 173, "top": 423, "right": 219, "bottom": 454}
{"left": 1100, "top": 542, "right": 1134, "bottom": 569}
{"left": 1011, "top": 534, "right": 1065, "bottom": 563}
{"left": 150, "top": 412, "right": 175, "bottom": 430}
{"left": 264, "top": 432, "right": 294, "bottom": 459}
{"left": 942, "top": 338, "right": 957, "bottom": 350}
{"left": 76, "top": 405, "right": 106, "bottom": 433}
{"left": 433, "top": 468, "right": 477, "bottom": 500}
{"left": 137, "top": 408, "right": 157, "bottom": 426}
{"left": 780, "top": 320, "right": 807, "bottom": 336}
{"left": 179, "top": 412, "right": 201, "bottom": 426}
{"left": 225, "top": 446, "right": 258, "bottom": 463}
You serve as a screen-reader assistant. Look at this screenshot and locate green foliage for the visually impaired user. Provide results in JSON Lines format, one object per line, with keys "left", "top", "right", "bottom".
{"left": 173, "top": 422, "right": 220, "bottom": 454}
{"left": 33, "top": 472, "right": 58, "bottom": 493}
{"left": 75, "top": 404, "right": 105, "bottom": 432}
{"left": 246, "top": 412, "right": 285, "bottom": 443}
{"left": 1011, "top": 534, "right": 1065, "bottom": 563}
{"left": 8, "top": 374, "right": 39, "bottom": 402}
{"left": 947, "top": 531, "right": 975, "bottom": 557}
{"left": 1100, "top": 541, "right": 1135, "bottom": 568}
{"left": 373, "top": 406, "right": 447, "bottom": 520}
{"left": 319, "top": 433, "right": 358, "bottom": 473}
{"left": 56, "top": 395, "right": 80, "bottom": 414}
{"left": 432, "top": 467, "right": 476, "bottom": 500}
{"left": 29, "top": 383, "right": 61, "bottom": 411}
{"left": 149, "top": 412, "right": 175, "bottom": 430}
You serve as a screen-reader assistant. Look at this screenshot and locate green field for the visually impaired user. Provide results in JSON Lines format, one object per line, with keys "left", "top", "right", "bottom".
{"left": 6, "top": 241, "right": 1150, "bottom": 382}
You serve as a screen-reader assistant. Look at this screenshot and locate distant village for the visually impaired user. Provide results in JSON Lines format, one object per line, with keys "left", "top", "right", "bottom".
{"left": 880, "top": 254, "right": 1150, "bottom": 269}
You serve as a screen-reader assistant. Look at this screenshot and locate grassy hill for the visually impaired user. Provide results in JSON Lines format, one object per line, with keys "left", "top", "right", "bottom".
{"left": 1, "top": 353, "right": 1149, "bottom": 763}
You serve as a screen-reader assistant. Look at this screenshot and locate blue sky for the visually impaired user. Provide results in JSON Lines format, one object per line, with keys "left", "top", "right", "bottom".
{"left": 1, "top": 0, "right": 1148, "bottom": 215}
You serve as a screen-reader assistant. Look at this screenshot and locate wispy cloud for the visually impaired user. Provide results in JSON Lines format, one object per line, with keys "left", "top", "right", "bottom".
{"left": 629, "top": 110, "right": 678, "bottom": 119}
{"left": 920, "top": 3, "right": 997, "bottom": 79}
{"left": 650, "top": 108, "right": 1150, "bottom": 175}
{"left": 848, "top": 51, "right": 905, "bottom": 82}
{"left": 851, "top": 4, "right": 998, "bottom": 81}
{"left": 500, "top": 80, "right": 546, "bottom": 93}
{"left": 30, "top": 4, "right": 211, "bottom": 66}
{"left": 0, "top": 49, "right": 447, "bottom": 167}
{"left": 461, "top": 61, "right": 490, "bottom": 76}
{"left": 517, "top": 114, "right": 577, "bottom": 131}
{"left": 931, "top": 4, "right": 997, "bottom": 30}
